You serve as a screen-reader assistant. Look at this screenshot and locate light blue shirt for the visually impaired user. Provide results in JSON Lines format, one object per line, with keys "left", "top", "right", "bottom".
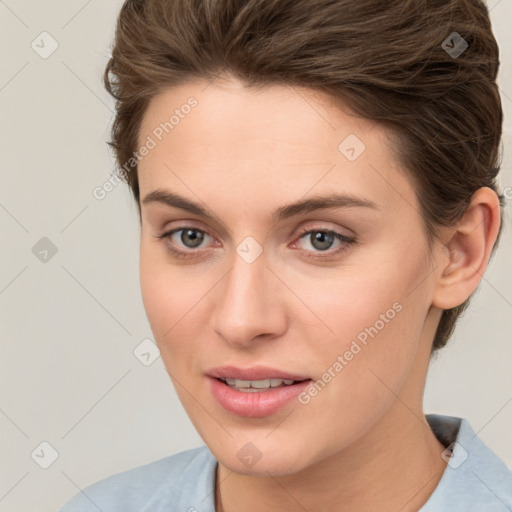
{"left": 58, "top": 414, "right": 512, "bottom": 511}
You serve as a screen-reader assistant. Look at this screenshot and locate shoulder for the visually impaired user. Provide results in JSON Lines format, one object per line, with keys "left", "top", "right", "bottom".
{"left": 58, "top": 445, "right": 217, "bottom": 512}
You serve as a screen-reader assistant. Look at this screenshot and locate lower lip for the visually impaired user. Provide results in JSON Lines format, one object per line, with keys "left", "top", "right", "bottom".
{"left": 208, "top": 377, "right": 312, "bottom": 417}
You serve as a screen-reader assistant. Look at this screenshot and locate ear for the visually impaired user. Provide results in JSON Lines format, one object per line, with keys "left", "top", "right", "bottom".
{"left": 432, "top": 187, "right": 502, "bottom": 310}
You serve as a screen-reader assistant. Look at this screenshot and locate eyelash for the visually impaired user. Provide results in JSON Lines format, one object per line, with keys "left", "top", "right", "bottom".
{"left": 154, "top": 225, "right": 356, "bottom": 261}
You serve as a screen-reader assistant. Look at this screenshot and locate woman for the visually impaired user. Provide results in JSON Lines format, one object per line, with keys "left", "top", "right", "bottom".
{"left": 59, "top": 0, "right": 511, "bottom": 510}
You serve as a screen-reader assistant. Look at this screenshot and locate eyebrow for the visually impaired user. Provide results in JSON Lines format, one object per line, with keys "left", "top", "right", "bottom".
{"left": 142, "top": 189, "right": 379, "bottom": 222}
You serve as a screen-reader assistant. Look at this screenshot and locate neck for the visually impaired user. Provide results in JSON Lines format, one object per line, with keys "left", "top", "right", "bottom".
{"left": 215, "top": 405, "right": 448, "bottom": 512}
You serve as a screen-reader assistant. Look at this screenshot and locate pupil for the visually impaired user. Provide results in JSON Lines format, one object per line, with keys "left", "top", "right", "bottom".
{"left": 312, "top": 231, "right": 333, "bottom": 251}
{"left": 182, "top": 229, "right": 204, "bottom": 248}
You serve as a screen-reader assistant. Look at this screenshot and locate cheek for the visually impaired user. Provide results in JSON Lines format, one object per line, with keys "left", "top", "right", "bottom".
{"left": 284, "top": 251, "right": 424, "bottom": 355}
{"left": 287, "top": 269, "right": 427, "bottom": 451}
{"left": 293, "top": 243, "right": 430, "bottom": 387}
{"left": 139, "top": 242, "right": 206, "bottom": 359}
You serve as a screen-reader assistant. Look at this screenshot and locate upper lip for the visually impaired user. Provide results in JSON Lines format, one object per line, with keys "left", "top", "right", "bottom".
{"left": 207, "top": 365, "right": 311, "bottom": 382}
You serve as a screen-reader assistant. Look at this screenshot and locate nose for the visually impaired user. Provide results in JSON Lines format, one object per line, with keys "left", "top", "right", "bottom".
{"left": 213, "top": 248, "right": 287, "bottom": 348}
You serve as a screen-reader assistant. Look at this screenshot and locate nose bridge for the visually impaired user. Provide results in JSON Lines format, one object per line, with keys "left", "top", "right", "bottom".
{"left": 213, "top": 243, "right": 284, "bottom": 345}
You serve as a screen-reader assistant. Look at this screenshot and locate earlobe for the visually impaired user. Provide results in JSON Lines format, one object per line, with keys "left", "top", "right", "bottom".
{"left": 432, "top": 187, "right": 501, "bottom": 310}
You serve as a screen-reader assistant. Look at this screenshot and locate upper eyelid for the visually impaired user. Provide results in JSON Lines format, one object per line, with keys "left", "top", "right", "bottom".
{"left": 164, "top": 223, "right": 345, "bottom": 237}
{"left": 162, "top": 217, "right": 351, "bottom": 236}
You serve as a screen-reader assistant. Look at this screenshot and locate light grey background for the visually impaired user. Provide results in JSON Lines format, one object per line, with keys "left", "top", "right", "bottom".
{"left": 0, "top": 1, "right": 511, "bottom": 511}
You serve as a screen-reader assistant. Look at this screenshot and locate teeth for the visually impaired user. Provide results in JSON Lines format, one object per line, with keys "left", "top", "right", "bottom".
{"left": 223, "top": 378, "right": 296, "bottom": 389}
{"left": 272, "top": 378, "right": 295, "bottom": 386}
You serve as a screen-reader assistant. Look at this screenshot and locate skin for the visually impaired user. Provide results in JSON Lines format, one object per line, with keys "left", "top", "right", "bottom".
{"left": 136, "top": 75, "right": 501, "bottom": 512}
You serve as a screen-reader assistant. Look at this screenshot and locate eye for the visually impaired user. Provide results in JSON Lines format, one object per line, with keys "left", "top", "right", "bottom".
{"left": 292, "top": 227, "right": 355, "bottom": 259}
{"left": 154, "top": 226, "right": 214, "bottom": 259}
{"left": 153, "top": 224, "right": 356, "bottom": 261}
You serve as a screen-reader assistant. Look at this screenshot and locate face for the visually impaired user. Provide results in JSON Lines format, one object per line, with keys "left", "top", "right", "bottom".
{"left": 137, "top": 76, "right": 441, "bottom": 476}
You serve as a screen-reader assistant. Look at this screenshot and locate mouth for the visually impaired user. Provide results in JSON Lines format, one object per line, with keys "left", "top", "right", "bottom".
{"left": 207, "top": 364, "right": 311, "bottom": 383}
{"left": 206, "top": 366, "right": 313, "bottom": 417}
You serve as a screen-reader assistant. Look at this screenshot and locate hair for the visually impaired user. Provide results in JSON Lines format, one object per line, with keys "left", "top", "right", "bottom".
{"left": 103, "top": 0, "right": 505, "bottom": 353}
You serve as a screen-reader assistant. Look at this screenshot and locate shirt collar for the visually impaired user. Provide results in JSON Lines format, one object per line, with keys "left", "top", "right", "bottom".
{"left": 420, "top": 414, "right": 512, "bottom": 511}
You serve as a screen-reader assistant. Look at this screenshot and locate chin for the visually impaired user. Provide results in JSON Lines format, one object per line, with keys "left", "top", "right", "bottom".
{"left": 214, "top": 440, "right": 312, "bottom": 477}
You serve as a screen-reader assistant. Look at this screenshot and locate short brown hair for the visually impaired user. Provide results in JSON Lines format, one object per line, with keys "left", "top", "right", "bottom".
{"left": 103, "top": 0, "right": 505, "bottom": 353}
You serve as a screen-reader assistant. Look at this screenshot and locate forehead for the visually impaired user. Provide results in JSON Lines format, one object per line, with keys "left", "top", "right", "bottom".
{"left": 137, "top": 77, "right": 417, "bottom": 217}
